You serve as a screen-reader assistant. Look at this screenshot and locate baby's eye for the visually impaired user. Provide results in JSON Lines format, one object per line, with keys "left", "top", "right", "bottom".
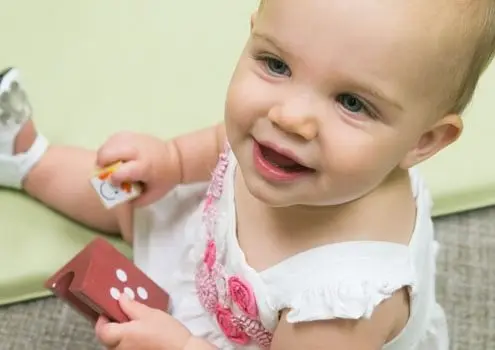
{"left": 336, "top": 93, "right": 369, "bottom": 115}
{"left": 259, "top": 56, "right": 291, "bottom": 77}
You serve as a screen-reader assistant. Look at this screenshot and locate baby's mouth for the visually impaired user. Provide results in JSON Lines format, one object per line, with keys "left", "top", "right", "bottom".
{"left": 258, "top": 143, "right": 313, "bottom": 173}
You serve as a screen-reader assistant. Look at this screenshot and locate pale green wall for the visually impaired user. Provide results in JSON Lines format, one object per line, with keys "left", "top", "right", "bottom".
{"left": 1, "top": 0, "right": 494, "bottom": 215}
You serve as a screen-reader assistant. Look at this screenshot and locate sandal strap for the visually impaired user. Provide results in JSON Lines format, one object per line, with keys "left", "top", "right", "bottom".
{"left": 0, "top": 134, "right": 48, "bottom": 189}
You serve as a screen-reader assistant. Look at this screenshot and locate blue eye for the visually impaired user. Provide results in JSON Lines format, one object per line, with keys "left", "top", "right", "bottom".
{"left": 337, "top": 94, "right": 365, "bottom": 113}
{"left": 261, "top": 56, "right": 291, "bottom": 77}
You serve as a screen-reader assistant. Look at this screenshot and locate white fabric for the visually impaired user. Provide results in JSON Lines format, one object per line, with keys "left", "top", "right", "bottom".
{"left": 0, "top": 67, "right": 47, "bottom": 189}
{"left": 0, "top": 67, "right": 23, "bottom": 155}
{"left": 0, "top": 134, "right": 49, "bottom": 189}
{"left": 133, "top": 150, "right": 448, "bottom": 349}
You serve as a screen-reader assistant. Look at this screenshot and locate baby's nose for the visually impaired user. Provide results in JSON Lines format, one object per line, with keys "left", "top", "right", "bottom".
{"left": 267, "top": 97, "right": 319, "bottom": 140}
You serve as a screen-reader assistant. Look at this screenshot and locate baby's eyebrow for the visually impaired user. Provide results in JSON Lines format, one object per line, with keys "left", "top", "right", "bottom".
{"left": 348, "top": 79, "right": 404, "bottom": 111}
{"left": 252, "top": 32, "right": 293, "bottom": 59}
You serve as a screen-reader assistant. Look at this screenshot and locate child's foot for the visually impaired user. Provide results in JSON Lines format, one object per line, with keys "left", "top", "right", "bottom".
{"left": 0, "top": 67, "right": 48, "bottom": 189}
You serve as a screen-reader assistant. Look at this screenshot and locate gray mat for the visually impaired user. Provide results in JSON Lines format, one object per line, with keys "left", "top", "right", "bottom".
{"left": 1, "top": 207, "right": 494, "bottom": 350}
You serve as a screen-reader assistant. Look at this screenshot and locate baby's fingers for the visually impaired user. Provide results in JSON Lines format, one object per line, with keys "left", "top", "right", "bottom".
{"left": 110, "top": 161, "right": 149, "bottom": 185}
{"left": 96, "top": 144, "right": 139, "bottom": 169}
{"left": 95, "top": 316, "right": 123, "bottom": 348}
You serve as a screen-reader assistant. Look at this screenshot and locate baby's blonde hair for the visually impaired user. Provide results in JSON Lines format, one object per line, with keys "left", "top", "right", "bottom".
{"left": 257, "top": 0, "right": 495, "bottom": 115}
{"left": 446, "top": 0, "right": 495, "bottom": 114}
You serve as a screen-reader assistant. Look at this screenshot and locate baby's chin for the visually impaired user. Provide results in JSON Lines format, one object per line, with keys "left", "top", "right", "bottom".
{"left": 245, "top": 181, "right": 350, "bottom": 209}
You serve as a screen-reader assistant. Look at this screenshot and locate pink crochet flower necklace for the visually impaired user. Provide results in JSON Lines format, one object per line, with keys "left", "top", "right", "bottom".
{"left": 195, "top": 146, "right": 273, "bottom": 348}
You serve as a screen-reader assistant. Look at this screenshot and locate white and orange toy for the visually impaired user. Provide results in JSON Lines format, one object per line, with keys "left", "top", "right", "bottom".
{"left": 90, "top": 162, "right": 142, "bottom": 209}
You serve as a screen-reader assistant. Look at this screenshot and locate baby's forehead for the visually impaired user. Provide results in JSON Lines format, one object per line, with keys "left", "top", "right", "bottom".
{"left": 260, "top": 0, "right": 474, "bottom": 47}
{"left": 257, "top": 1, "right": 459, "bottom": 76}
{"left": 257, "top": 0, "right": 484, "bottom": 112}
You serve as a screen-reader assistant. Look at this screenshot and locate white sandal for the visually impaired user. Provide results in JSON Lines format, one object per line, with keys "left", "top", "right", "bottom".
{"left": 0, "top": 67, "right": 48, "bottom": 189}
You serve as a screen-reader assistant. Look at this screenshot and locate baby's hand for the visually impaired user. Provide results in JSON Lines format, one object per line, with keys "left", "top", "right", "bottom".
{"left": 96, "top": 131, "right": 181, "bottom": 207}
{"left": 95, "top": 295, "right": 192, "bottom": 350}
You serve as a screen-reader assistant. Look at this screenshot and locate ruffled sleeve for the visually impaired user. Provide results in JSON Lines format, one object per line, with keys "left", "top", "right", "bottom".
{"left": 260, "top": 241, "right": 417, "bottom": 323}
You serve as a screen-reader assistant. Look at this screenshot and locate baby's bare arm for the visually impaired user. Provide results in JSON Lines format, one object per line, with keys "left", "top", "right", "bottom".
{"left": 172, "top": 122, "right": 226, "bottom": 184}
{"left": 271, "top": 288, "right": 410, "bottom": 350}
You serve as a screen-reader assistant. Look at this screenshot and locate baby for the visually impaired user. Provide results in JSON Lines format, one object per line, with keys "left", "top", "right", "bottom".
{"left": 2, "top": 0, "right": 495, "bottom": 349}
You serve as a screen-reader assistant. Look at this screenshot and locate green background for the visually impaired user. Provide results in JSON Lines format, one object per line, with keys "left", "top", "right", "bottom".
{"left": 0, "top": 0, "right": 494, "bottom": 305}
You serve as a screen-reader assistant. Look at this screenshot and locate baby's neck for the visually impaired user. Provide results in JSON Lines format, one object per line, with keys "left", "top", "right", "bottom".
{"left": 235, "top": 169, "right": 416, "bottom": 254}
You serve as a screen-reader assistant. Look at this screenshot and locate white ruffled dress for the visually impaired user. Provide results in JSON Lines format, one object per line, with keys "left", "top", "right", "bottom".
{"left": 132, "top": 146, "right": 449, "bottom": 349}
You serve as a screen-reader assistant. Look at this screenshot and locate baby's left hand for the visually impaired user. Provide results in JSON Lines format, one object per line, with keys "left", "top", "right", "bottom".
{"left": 95, "top": 295, "right": 191, "bottom": 350}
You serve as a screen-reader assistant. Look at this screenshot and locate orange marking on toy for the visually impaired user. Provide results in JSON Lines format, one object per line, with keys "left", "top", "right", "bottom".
{"left": 120, "top": 183, "right": 132, "bottom": 193}
{"left": 97, "top": 163, "right": 120, "bottom": 180}
{"left": 98, "top": 171, "right": 112, "bottom": 180}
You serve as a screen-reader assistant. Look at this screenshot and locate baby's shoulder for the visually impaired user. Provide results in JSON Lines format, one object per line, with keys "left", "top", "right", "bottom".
{"left": 272, "top": 283, "right": 410, "bottom": 349}
{"left": 259, "top": 232, "right": 441, "bottom": 348}
{"left": 261, "top": 241, "right": 417, "bottom": 323}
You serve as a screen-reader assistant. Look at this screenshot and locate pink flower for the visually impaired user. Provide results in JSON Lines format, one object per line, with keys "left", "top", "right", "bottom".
{"left": 216, "top": 306, "right": 250, "bottom": 345}
{"left": 228, "top": 276, "right": 259, "bottom": 318}
{"left": 203, "top": 239, "right": 216, "bottom": 271}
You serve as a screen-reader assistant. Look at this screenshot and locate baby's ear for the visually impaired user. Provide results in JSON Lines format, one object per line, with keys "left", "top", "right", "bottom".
{"left": 400, "top": 114, "right": 463, "bottom": 169}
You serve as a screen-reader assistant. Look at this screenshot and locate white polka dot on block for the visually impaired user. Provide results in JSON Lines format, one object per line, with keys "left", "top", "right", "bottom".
{"left": 110, "top": 287, "right": 121, "bottom": 300}
{"left": 137, "top": 287, "right": 148, "bottom": 300}
{"left": 116, "top": 269, "right": 128, "bottom": 283}
{"left": 124, "top": 287, "right": 135, "bottom": 300}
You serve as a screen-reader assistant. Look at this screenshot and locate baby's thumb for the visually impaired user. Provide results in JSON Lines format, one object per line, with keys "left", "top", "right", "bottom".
{"left": 96, "top": 144, "right": 138, "bottom": 168}
{"left": 110, "top": 161, "right": 147, "bottom": 184}
{"left": 118, "top": 294, "right": 152, "bottom": 321}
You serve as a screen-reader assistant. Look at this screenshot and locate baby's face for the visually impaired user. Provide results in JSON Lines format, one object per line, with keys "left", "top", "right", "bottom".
{"left": 225, "top": 0, "right": 461, "bottom": 207}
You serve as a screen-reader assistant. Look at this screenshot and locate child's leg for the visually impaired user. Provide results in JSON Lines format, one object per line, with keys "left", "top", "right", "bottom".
{"left": 21, "top": 127, "right": 124, "bottom": 233}
{"left": 0, "top": 68, "right": 130, "bottom": 237}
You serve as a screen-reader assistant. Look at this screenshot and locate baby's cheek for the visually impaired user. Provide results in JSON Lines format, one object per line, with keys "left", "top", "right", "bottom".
{"left": 319, "top": 141, "right": 394, "bottom": 192}
{"left": 225, "top": 85, "right": 251, "bottom": 130}
{"left": 322, "top": 124, "right": 401, "bottom": 174}
{"left": 226, "top": 66, "right": 275, "bottom": 122}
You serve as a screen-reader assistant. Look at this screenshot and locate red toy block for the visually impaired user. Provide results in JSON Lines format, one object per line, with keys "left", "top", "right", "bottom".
{"left": 44, "top": 237, "right": 169, "bottom": 324}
